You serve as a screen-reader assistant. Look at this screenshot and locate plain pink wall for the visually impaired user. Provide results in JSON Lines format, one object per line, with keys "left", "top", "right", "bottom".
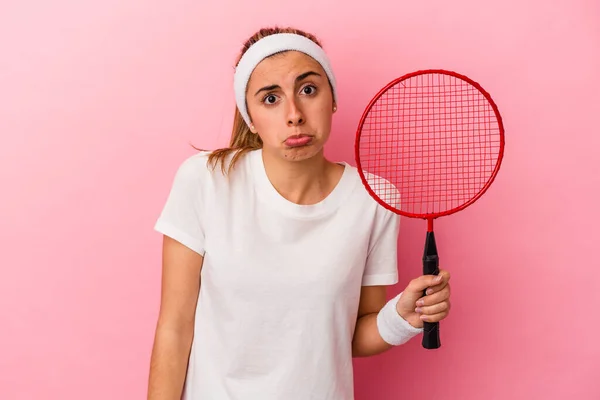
{"left": 1, "top": 0, "right": 599, "bottom": 399}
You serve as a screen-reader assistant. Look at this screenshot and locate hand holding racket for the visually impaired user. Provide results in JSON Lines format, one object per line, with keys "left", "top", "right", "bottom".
{"left": 394, "top": 266, "right": 451, "bottom": 331}
{"left": 355, "top": 69, "right": 505, "bottom": 349}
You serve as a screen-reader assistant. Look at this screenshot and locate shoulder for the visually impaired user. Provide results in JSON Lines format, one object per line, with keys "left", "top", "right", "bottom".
{"left": 170, "top": 148, "right": 259, "bottom": 201}
{"left": 342, "top": 163, "right": 401, "bottom": 215}
{"left": 361, "top": 170, "right": 401, "bottom": 211}
{"left": 173, "top": 150, "right": 213, "bottom": 178}
{"left": 173, "top": 149, "right": 251, "bottom": 181}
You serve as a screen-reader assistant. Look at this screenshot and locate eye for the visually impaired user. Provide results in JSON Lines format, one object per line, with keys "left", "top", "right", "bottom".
{"left": 263, "top": 94, "right": 278, "bottom": 105}
{"left": 301, "top": 85, "right": 317, "bottom": 95}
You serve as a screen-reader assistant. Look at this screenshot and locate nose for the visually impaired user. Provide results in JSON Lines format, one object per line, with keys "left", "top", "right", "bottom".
{"left": 286, "top": 98, "right": 304, "bottom": 126}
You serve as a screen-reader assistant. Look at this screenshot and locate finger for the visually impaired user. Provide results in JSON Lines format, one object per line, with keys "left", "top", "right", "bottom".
{"left": 416, "top": 300, "right": 450, "bottom": 316}
{"left": 424, "top": 270, "right": 451, "bottom": 295}
{"left": 424, "top": 281, "right": 446, "bottom": 295}
{"left": 425, "top": 281, "right": 451, "bottom": 297}
{"left": 419, "top": 309, "right": 450, "bottom": 323}
{"left": 407, "top": 273, "right": 444, "bottom": 293}
{"left": 435, "top": 269, "right": 451, "bottom": 284}
{"left": 418, "top": 285, "right": 450, "bottom": 307}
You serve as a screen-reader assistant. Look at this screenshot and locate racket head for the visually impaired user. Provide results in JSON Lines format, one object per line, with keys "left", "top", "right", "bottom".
{"left": 354, "top": 69, "right": 505, "bottom": 220}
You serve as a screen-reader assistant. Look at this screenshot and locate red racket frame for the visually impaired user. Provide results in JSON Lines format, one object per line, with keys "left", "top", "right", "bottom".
{"left": 354, "top": 69, "right": 505, "bottom": 349}
{"left": 355, "top": 69, "right": 505, "bottom": 232}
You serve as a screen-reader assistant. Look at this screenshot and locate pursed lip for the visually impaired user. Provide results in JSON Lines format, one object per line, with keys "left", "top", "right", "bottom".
{"left": 283, "top": 133, "right": 313, "bottom": 141}
{"left": 282, "top": 133, "right": 314, "bottom": 148}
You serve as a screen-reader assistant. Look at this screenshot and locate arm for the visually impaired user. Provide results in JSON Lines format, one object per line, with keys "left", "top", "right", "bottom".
{"left": 352, "top": 285, "right": 393, "bottom": 357}
{"left": 147, "top": 236, "right": 204, "bottom": 400}
{"left": 352, "top": 270, "right": 451, "bottom": 357}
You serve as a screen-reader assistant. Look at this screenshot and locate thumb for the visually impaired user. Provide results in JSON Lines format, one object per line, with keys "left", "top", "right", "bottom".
{"left": 395, "top": 273, "right": 443, "bottom": 321}
{"left": 406, "top": 274, "right": 443, "bottom": 294}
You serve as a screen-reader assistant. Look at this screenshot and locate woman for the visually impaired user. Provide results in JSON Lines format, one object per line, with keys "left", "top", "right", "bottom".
{"left": 148, "top": 27, "right": 451, "bottom": 400}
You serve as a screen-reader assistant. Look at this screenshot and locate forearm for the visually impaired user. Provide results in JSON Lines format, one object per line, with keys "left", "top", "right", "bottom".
{"left": 147, "top": 325, "right": 194, "bottom": 400}
{"left": 352, "top": 312, "right": 393, "bottom": 357}
{"left": 352, "top": 301, "right": 423, "bottom": 357}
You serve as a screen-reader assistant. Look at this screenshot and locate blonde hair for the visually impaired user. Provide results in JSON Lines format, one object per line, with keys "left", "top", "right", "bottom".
{"left": 205, "top": 27, "right": 325, "bottom": 174}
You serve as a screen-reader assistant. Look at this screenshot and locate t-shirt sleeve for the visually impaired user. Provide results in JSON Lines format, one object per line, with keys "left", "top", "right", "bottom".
{"left": 154, "top": 154, "right": 208, "bottom": 256}
{"left": 361, "top": 208, "right": 400, "bottom": 286}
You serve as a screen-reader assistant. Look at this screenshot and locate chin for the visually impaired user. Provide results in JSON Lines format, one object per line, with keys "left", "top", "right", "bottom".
{"left": 281, "top": 143, "right": 323, "bottom": 162}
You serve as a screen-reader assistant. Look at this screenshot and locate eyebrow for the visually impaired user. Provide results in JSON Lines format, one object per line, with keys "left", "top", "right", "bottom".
{"left": 254, "top": 71, "right": 322, "bottom": 96}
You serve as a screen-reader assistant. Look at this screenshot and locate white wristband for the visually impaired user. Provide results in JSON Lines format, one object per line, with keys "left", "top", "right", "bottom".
{"left": 376, "top": 292, "right": 423, "bottom": 346}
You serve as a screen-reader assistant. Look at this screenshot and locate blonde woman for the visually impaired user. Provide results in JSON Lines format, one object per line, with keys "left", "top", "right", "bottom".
{"left": 148, "top": 26, "right": 452, "bottom": 400}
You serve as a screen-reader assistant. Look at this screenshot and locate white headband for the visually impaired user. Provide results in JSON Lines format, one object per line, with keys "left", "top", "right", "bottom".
{"left": 233, "top": 33, "right": 337, "bottom": 127}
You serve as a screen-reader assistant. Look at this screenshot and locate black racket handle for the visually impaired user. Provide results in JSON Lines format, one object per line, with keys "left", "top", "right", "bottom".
{"left": 422, "top": 231, "right": 441, "bottom": 349}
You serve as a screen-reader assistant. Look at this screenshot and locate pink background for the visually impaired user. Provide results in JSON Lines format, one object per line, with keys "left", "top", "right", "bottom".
{"left": 1, "top": 0, "right": 599, "bottom": 399}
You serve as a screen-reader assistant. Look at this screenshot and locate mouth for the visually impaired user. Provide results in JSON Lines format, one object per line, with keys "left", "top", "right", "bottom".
{"left": 283, "top": 134, "right": 313, "bottom": 148}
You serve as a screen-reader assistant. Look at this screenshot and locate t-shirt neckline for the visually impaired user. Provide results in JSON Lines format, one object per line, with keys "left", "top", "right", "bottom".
{"left": 250, "top": 148, "right": 357, "bottom": 219}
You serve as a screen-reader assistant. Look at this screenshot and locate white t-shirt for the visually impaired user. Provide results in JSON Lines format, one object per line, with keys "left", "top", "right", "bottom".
{"left": 154, "top": 148, "right": 420, "bottom": 400}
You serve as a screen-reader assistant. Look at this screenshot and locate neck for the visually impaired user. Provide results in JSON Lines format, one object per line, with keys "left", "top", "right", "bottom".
{"left": 261, "top": 149, "right": 342, "bottom": 205}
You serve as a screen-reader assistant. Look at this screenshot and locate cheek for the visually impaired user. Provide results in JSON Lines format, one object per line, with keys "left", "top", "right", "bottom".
{"left": 314, "top": 105, "right": 333, "bottom": 130}
{"left": 248, "top": 106, "right": 276, "bottom": 133}
{"left": 309, "top": 94, "right": 333, "bottom": 122}
{"left": 246, "top": 101, "right": 261, "bottom": 124}
{"left": 253, "top": 116, "right": 281, "bottom": 144}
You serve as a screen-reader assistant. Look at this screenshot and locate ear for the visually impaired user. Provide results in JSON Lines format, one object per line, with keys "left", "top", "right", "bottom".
{"left": 249, "top": 122, "right": 257, "bottom": 133}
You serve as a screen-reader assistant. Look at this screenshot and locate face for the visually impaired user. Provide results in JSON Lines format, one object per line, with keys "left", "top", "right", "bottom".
{"left": 245, "top": 50, "right": 336, "bottom": 162}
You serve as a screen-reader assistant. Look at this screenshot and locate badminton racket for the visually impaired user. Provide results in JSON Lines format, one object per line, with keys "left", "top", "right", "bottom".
{"left": 355, "top": 69, "right": 505, "bottom": 349}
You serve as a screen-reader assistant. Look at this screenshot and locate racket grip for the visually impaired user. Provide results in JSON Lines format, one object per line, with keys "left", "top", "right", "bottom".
{"left": 422, "top": 320, "right": 440, "bottom": 349}
{"left": 422, "top": 231, "right": 441, "bottom": 349}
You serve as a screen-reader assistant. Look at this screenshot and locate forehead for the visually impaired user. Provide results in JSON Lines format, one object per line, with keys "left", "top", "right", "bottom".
{"left": 248, "top": 51, "right": 325, "bottom": 86}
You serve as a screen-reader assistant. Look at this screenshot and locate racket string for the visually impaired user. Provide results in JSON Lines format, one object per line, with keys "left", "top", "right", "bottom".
{"left": 358, "top": 72, "right": 502, "bottom": 216}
